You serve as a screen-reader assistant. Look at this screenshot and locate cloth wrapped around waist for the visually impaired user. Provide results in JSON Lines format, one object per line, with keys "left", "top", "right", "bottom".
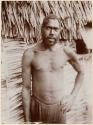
{"left": 31, "top": 95, "right": 66, "bottom": 123}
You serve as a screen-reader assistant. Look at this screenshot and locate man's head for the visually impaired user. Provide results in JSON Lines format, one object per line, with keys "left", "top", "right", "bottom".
{"left": 41, "top": 14, "right": 61, "bottom": 47}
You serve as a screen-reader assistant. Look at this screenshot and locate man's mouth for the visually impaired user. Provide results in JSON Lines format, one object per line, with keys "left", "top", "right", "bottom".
{"left": 48, "top": 37, "right": 55, "bottom": 41}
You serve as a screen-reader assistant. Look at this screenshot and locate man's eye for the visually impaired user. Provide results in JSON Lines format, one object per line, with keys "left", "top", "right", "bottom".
{"left": 54, "top": 28, "right": 59, "bottom": 31}
{"left": 46, "top": 27, "right": 50, "bottom": 29}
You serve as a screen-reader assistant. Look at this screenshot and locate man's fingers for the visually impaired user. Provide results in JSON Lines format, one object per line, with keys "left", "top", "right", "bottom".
{"left": 62, "top": 102, "right": 72, "bottom": 112}
{"left": 62, "top": 106, "right": 71, "bottom": 112}
{"left": 66, "top": 108, "right": 71, "bottom": 112}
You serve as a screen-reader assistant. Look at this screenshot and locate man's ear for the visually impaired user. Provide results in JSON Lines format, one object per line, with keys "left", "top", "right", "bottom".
{"left": 59, "top": 31, "right": 61, "bottom": 40}
{"left": 41, "top": 26, "right": 44, "bottom": 34}
{"left": 60, "top": 28, "right": 63, "bottom": 39}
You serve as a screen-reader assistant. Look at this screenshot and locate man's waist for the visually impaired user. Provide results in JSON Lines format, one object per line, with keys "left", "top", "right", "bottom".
{"left": 32, "top": 90, "right": 64, "bottom": 105}
{"left": 31, "top": 95, "right": 63, "bottom": 106}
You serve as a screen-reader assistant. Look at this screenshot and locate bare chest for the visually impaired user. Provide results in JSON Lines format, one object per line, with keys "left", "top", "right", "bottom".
{"left": 32, "top": 50, "right": 68, "bottom": 71}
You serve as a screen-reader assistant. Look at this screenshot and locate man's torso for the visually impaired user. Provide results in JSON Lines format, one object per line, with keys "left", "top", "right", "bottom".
{"left": 30, "top": 43, "right": 69, "bottom": 104}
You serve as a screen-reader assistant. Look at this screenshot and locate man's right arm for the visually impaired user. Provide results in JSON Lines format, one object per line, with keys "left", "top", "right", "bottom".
{"left": 22, "top": 49, "right": 33, "bottom": 123}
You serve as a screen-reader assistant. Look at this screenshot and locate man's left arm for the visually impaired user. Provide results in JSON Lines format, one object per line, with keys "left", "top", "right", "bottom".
{"left": 68, "top": 55, "right": 84, "bottom": 98}
{"left": 63, "top": 47, "right": 84, "bottom": 111}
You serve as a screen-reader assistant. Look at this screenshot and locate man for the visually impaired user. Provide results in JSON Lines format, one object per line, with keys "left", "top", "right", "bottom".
{"left": 22, "top": 14, "right": 84, "bottom": 123}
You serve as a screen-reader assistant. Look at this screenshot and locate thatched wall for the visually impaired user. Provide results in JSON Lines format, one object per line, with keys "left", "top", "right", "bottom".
{"left": 1, "top": 1, "right": 92, "bottom": 43}
{"left": 1, "top": 1, "right": 92, "bottom": 124}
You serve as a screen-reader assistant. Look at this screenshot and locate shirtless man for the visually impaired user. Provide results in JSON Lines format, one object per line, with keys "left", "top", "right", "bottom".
{"left": 22, "top": 14, "right": 84, "bottom": 123}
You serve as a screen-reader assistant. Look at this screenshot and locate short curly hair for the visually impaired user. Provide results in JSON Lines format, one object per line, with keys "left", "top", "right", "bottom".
{"left": 42, "top": 14, "right": 61, "bottom": 28}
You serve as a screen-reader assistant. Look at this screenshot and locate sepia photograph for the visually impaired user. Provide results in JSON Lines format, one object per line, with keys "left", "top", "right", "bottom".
{"left": 1, "top": 1, "right": 92, "bottom": 124}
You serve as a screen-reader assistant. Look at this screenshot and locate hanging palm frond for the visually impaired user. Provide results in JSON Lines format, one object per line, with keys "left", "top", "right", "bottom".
{"left": 1, "top": 1, "right": 92, "bottom": 43}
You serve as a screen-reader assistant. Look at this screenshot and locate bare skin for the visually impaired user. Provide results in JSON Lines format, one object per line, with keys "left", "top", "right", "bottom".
{"left": 30, "top": 43, "right": 69, "bottom": 104}
{"left": 22, "top": 17, "right": 84, "bottom": 123}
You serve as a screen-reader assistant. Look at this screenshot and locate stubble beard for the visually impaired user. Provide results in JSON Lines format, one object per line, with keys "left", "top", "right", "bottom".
{"left": 42, "top": 37, "right": 59, "bottom": 48}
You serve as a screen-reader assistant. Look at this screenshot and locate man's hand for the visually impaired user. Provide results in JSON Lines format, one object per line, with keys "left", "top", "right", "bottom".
{"left": 62, "top": 94, "right": 75, "bottom": 112}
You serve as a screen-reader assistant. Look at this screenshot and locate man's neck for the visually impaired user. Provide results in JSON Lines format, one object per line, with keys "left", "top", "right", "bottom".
{"left": 49, "top": 43, "right": 60, "bottom": 51}
{"left": 42, "top": 42, "right": 61, "bottom": 51}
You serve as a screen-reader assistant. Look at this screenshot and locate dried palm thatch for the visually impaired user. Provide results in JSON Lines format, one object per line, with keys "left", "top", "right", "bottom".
{"left": 1, "top": 1, "right": 92, "bottom": 124}
{"left": 1, "top": 1, "right": 92, "bottom": 44}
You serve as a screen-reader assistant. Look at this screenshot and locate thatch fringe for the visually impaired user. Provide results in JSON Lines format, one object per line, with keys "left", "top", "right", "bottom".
{"left": 1, "top": 1, "right": 92, "bottom": 44}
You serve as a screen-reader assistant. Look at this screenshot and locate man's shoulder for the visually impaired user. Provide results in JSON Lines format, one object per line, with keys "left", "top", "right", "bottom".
{"left": 24, "top": 43, "right": 39, "bottom": 54}
{"left": 63, "top": 45, "right": 78, "bottom": 61}
{"left": 23, "top": 48, "right": 33, "bottom": 57}
{"left": 63, "top": 46, "right": 74, "bottom": 55}
{"left": 23, "top": 43, "right": 42, "bottom": 58}
{"left": 23, "top": 45, "right": 35, "bottom": 61}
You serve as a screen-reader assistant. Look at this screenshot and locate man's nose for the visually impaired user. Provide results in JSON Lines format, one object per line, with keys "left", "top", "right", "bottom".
{"left": 50, "top": 29, "right": 54, "bottom": 35}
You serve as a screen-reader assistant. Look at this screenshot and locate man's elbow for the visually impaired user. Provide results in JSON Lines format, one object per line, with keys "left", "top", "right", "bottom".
{"left": 77, "top": 68, "right": 85, "bottom": 75}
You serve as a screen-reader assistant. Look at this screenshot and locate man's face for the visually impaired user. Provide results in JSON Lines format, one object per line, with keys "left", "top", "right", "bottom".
{"left": 42, "top": 19, "right": 61, "bottom": 47}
